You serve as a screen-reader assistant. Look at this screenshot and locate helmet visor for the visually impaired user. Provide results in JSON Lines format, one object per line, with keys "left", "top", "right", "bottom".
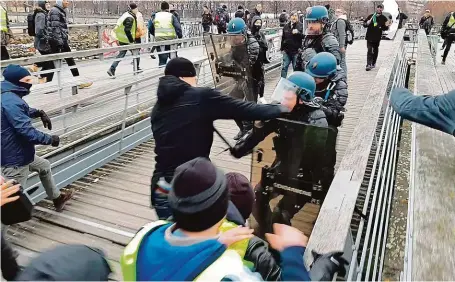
{"left": 228, "top": 34, "right": 246, "bottom": 46}
{"left": 271, "top": 78, "right": 313, "bottom": 111}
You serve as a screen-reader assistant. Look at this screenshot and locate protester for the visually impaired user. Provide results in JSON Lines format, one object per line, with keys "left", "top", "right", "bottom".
{"left": 149, "top": 1, "right": 182, "bottom": 66}
{"left": 419, "top": 10, "right": 434, "bottom": 35}
{"left": 331, "top": 8, "right": 348, "bottom": 74}
{"left": 235, "top": 5, "right": 245, "bottom": 19}
{"left": 46, "top": 0, "right": 92, "bottom": 88}
{"left": 149, "top": 57, "right": 289, "bottom": 219}
{"left": 390, "top": 88, "right": 455, "bottom": 136}
{"left": 279, "top": 10, "right": 288, "bottom": 27}
{"left": 107, "top": 3, "right": 141, "bottom": 78}
{"left": 397, "top": 8, "right": 408, "bottom": 29}
{"left": 363, "top": 4, "right": 390, "bottom": 71}
{"left": 1, "top": 65, "right": 74, "bottom": 212}
{"left": 1, "top": 178, "right": 21, "bottom": 281}
{"left": 248, "top": 3, "right": 262, "bottom": 27}
{"left": 169, "top": 4, "right": 180, "bottom": 23}
{"left": 135, "top": 9, "right": 146, "bottom": 45}
{"left": 244, "top": 9, "right": 251, "bottom": 24}
{"left": 33, "top": 0, "right": 54, "bottom": 83}
{"left": 0, "top": 2, "right": 12, "bottom": 61}
{"left": 440, "top": 11, "right": 455, "bottom": 65}
{"left": 214, "top": 5, "right": 229, "bottom": 34}
{"left": 201, "top": 5, "right": 213, "bottom": 33}
{"left": 280, "top": 11, "right": 304, "bottom": 78}
{"left": 250, "top": 15, "right": 268, "bottom": 104}
{"left": 225, "top": 172, "right": 255, "bottom": 225}
{"left": 122, "top": 158, "right": 345, "bottom": 281}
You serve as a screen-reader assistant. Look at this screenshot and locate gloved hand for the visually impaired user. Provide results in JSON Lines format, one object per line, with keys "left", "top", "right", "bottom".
{"left": 309, "top": 251, "right": 349, "bottom": 281}
{"left": 51, "top": 135, "right": 60, "bottom": 147}
{"left": 230, "top": 145, "right": 243, "bottom": 159}
{"left": 39, "top": 110, "right": 52, "bottom": 130}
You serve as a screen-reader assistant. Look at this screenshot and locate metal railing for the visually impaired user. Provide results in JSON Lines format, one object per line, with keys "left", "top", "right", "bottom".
{"left": 427, "top": 34, "right": 439, "bottom": 65}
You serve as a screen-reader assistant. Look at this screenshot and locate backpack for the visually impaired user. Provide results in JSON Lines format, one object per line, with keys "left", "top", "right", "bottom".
{"left": 423, "top": 16, "right": 432, "bottom": 29}
{"left": 279, "top": 13, "right": 287, "bottom": 23}
{"left": 214, "top": 8, "right": 227, "bottom": 28}
{"left": 336, "top": 18, "right": 355, "bottom": 45}
{"left": 27, "top": 13, "right": 36, "bottom": 36}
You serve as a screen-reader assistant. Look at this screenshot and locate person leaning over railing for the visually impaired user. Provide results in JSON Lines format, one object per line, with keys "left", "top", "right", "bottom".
{"left": 390, "top": 87, "right": 455, "bottom": 136}
{"left": 1, "top": 65, "right": 74, "bottom": 212}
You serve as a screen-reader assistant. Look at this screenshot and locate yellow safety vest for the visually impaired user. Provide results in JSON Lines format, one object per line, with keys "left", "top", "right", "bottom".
{"left": 448, "top": 13, "right": 455, "bottom": 30}
{"left": 121, "top": 220, "right": 251, "bottom": 281}
{"left": 114, "top": 12, "right": 137, "bottom": 44}
{"left": 1, "top": 6, "right": 8, "bottom": 32}
{"left": 153, "top": 11, "right": 176, "bottom": 39}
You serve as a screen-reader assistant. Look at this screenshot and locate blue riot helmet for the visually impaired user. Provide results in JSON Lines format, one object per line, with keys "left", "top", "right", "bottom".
{"left": 305, "top": 52, "right": 337, "bottom": 78}
{"left": 305, "top": 6, "right": 329, "bottom": 36}
{"left": 271, "top": 72, "right": 316, "bottom": 111}
{"left": 227, "top": 18, "right": 247, "bottom": 34}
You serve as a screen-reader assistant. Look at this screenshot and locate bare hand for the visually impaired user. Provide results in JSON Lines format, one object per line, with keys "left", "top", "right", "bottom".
{"left": 1, "top": 178, "right": 20, "bottom": 207}
{"left": 292, "top": 29, "right": 298, "bottom": 34}
{"left": 265, "top": 223, "right": 309, "bottom": 251}
{"left": 366, "top": 19, "right": 372, "bottom": 25}
{"left": 340, "top": 47, "right": 346, "bottom": 53}
{"left": 218, "top": 226, "right": 254, "bottom": 247}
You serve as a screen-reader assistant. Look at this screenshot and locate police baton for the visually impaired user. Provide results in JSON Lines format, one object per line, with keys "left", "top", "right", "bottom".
{"left": 213, "top": 126, "right": 233, "bottom": 155}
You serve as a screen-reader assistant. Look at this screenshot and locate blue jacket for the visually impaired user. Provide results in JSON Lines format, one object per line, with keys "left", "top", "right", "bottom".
{"left": 1, "top": 81, "right": 52, "bottom": 167}
{"left": 391, "top": 88, "right": 455, "bottom": 136}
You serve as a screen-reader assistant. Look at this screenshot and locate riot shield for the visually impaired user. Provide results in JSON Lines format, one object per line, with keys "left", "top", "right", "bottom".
{"left": 203, "top": 33, "right": 255, "bottom": 102}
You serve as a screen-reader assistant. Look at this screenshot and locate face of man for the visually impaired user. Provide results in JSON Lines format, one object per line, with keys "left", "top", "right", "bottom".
{"left": 230, "top": 35, "right": 245, "bottom": 46}
{"left": 290, "top": 13, "right": 298, "bottom": 23}
{"left": 314, "top": 77, "right": 325, "bottom": 84}
{"left": 63, "top": 0, "right": 70, "bottom": 9}
{"left": 376, "top": 6, "right": 383, "bottom": 14}
{"left": 282, "top": 90, "right": 298, "bottom": 111}
{"left": 45, "top": 1, "right": 51, "bottom": 10}
{"left": 256, "top": 4, "right": 262, "bottom": 12}
{"left": 306, "top": 22, "right": 323, "bottom": 35}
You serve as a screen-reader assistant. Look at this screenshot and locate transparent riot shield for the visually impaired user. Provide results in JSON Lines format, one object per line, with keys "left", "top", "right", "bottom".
{"left": 203, "top": 33, "right": 255, "bottom": 102}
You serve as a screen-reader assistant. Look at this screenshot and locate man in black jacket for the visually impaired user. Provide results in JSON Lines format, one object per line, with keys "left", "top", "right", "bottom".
{"left": 364, "top": 4, "right": 390, "bottom": 71}
{"left": 150, "top": 57, "right": 289, "bottom": 219}
{"left": 235, "top": 5, "right": 245, "bottom": 19}
{"left": 248, "top": 3, "right": 262, "bottom": 27}
{"left": 280, "top": 11, "right": 304, "bottom": 78}
{"left": 33, "top": 0, "right": 54, "bottom": 83}
{"left": 46, "top": 0, "right": 92, "bottom": 88}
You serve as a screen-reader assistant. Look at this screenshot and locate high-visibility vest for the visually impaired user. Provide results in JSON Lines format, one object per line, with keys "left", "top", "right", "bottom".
{"left": 114, "top": 12, "right": 136, "bottom": 43}
{"left": 153, "top": 11, "right": 176, "bottom": 38}
{"left": 1, "top": 6, "right": 8, "bottom": 32}
{"left": 448, "top": 13, "right": 455, "bottom": 30}
{"left": 121, "top": 220, "right": 252, "bottom": 281}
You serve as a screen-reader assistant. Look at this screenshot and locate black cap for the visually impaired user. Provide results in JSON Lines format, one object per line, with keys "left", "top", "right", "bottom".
{"left": 129, "top": 3, "right": 137, "bottom": 10}
{"left": 164, "top": 57, "right": 197, "bottom": 78}
{"left": 161, "top": 1, "right": 169, "bottom": 10}
{"left": 169, "top": 158, "right": 229, "bottom": 232}
{"left": 377, "top": 4, "right": 384, "bottom": 8}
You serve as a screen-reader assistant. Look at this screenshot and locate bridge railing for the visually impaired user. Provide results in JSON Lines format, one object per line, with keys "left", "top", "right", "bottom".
{"left": 305, "top": 29, "right": 407, "bottom": 280}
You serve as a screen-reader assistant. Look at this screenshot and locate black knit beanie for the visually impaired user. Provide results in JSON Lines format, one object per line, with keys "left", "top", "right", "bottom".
{"left": 129, "top": 3, "right": 138, "bottom": 10}
{"left": 169, "top": 158, "right": 229, "bottom": 232}
{"left": 226, "top": 172, "right": 255, "bottom": 221}
{"left": 164, "top": 57, "right": 197, "bottom": 78}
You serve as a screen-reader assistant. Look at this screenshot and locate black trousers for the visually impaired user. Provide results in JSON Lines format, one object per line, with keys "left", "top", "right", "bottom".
{"left": 367, "top": 40, "right": 381, "bottom": 66}
{"left": 252, "top": 63, "right": 265, "bottom": 99}
{"left": 49, "top": 42, "right": 80, "bottom": 81}
{"left": 202, "top": 24, "right": 211, "bottom": 33}
{"left": 1, "top": 45, "right": 10, "bottom": 60}
{"left": 442, "top": 35, "right": 454, "bottom": 62}
{"left": 36, "top": 49, "right": 56, "bottom": 82}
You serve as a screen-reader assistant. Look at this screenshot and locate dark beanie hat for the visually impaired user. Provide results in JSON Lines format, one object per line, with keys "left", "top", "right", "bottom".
{"left": 226, "top": 173, "right": 255, "bottom": 220}
{"left": 129, "top": 3, "right": 138, "bottom": 10}
{"left": 164, "top": 57, "right": 197, "bottom": 78}
{"left": 3, "top": 65, "right": 31, "bottom": 85}
{"left": 169, "top": 158, "right": 229, "bottom": 232}
{"left": 161, "top": 1, "right": 169, "bottom": 10}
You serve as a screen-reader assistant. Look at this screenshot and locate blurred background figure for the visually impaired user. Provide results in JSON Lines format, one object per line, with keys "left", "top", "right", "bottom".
{"left": 201, "top": 5, "right": 212, "bottom": 33}
{"left": 419, "top": 9, "right": 434, "bottom": 35}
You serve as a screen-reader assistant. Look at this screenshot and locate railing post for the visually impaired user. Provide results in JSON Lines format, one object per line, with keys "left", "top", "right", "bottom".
{"left": 55, "top": 59, "right": 67, "bottom": 133}
{"left": 97, "top": 24, "right": 104, "bottom": 49}
{"left": 119, "top": 85, "right": 132, "bottom": 153}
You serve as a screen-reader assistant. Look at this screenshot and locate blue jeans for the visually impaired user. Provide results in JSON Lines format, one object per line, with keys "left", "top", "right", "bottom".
{"left": 281, "top": 52, "right": 298, "bottom": 78}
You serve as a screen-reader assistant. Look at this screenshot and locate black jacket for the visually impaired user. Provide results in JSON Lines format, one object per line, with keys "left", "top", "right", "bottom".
{"left": 281, "top": 21, "right": 304, "bottom": 55}
{"left": 123, "top": 11, "right": 137, "bottom": 43}
{"left": 202, "top": 12, "right": 213, "bottom": 26}
{"left": 47, "top": 5, "right": 68, "bottom": 47}
{"left": 364, "top": 13, "right": 389, "bottom": 42}
{"left": 248, "top": 8, "right": 262, "bottom": 27}
{"left": 150, "top": 76, "right": 287, "bottom": 174}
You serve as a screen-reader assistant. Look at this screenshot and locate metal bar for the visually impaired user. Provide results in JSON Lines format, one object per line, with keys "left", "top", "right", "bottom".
{"left": 119, "top": 86, "right": 131, "bottom": 153}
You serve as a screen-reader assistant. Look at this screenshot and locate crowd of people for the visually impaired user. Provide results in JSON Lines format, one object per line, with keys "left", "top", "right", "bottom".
{"left": 1, "top": 1, "right": 455, "bottom": 281}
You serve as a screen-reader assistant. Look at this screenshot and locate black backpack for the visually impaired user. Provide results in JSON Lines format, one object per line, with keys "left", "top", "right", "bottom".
{"left": 214, "top": 8, "right": 228, "bottom": 28}
{"left": 279, "top": 13, "right": 287, "bottom": 23}
{"left": 27, "top": 13, "right": 36, "bottom": 36}
{"left": 336, "top": 18, "right": 355, "bottom": 45}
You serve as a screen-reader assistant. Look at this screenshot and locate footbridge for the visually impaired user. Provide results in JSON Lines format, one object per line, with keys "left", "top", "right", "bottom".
{"left": 1, "top": 26, "right": 454, "bottom": 280}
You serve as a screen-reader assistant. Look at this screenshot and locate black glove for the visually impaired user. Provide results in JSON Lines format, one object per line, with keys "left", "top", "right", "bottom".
{"left": 309, "top": 251, "right": 349, "bottom": 281}
{"left": 51, "top": 135, "right": 60, "bottom": 147}
{"left": 39, "top": 110, "right": 52, "bottom": 130}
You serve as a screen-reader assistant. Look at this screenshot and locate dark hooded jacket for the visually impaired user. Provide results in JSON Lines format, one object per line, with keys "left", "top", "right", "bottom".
{"left": 33, "top": 4, "right": 50, "bottom": 52}
{"left": 1, "top": 80, "right": 52, "bottom": 167}
{"left": 248, "top": 8, "right": 262, "bottom": 27}
{"left": 281, "top": 20, "right": 304, "bottom": 55}
{"left": 150, "top": 75, "right": 287, "bottom": 174}
{"left": 47, "top": 4, "right": 68, "bottom": 47}
{"left": 250, "top": 16, "right": 268, "bottom": 64}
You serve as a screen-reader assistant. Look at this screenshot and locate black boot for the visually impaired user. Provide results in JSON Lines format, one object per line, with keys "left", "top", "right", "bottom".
{"left": 53, "top": 189, "right": 75, "bottom": 212}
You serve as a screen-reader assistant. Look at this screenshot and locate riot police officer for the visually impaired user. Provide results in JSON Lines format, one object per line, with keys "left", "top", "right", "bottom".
{"left": 295, "top": 6, "right": 341, "bottom": 71}
{"left": 230, "top": 72, "right": 337, "bottom": 237}
{"left": 250, "top": 15, "right": 269, "bottom": 104}
{"left": 226, "top": 18, "right": 261, "bottom": 140}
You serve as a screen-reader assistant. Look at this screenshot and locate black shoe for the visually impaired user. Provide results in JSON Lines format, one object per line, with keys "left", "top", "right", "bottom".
{"left": 372, "top": 64, "right": 376, "bottom": 69}
{"left": 234, "top": 130, "right": 245, "bottom": 141}
{"left": 53, "top": 189, "right": 74, "bottom": 212}
{"left": 365, "top": 65, "right": 372, "bottom": 71}
{"left": 441, "top": 60, "right": 446, "bottom": 65}
{"left": 136, "top": 67, "right": 143, "bottom": 73}
{"left": 107, "top": 68, "right": 115, "bottom": 78}
{"left": 150, "top": 54, "right": 156, "bottom": 59}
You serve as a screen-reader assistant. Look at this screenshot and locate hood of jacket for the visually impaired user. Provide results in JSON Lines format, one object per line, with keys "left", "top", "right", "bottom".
{"left": 156, "top": 75, "right": 192, "bottom": 104}
{"left": 137, "top": 224, "right": 226, "bottom": 281}
{"left": 250, "top": 15, "right": 262, "bottom": 29}
{"left": 1, "top": 80, "right": 30, "bottom": 98}
{"left": 34, "top": 6, "right": 47, "bottom": 13}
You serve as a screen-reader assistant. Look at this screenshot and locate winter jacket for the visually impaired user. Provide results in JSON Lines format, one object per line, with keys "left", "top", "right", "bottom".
{"left": 364, "top": 13, "right": 389, "bottom": 42}
{"left": 150, "top": 75, "right": 287, "bottom": 175}
{"left": 331, "top": 18, "right": 347, "bottom": 48}
{"left": 248, "top": 8, "right": 262, "bottom": 27}
{"left": 1, "top": 81, "right": 52, "bottom": 167}
{"left": 46, "top": 5, "right": 68, "bottom": 47}
{"left": 397, "top": 12, "right": 408, "bottom": 29}
{"left": 390, "top": 88, "right": 455, "bottom": 136}
{"left": 314, "top": 69, "right": 348, "bottom": 127}
{"left": 299, "top": 32, "right": 341, "bottom": 67}
{"left": 281, "top": 21, "right": 304, "bottom": 55}
{"left": 246, "top": 32, "right": 260, "bottom": 65}
{"left": 419, "top": 14, "right": 434, "bottom": 31}
{"left": 441, "top": 12, "right": 455, "bottom": 35}
{"left": 171, "top": 10, "right": 180, "bottom": 23}
{"left": 34, "top": 7, "right": 50, "bottom": 52}
{"left": 202, "top": 12, "right": 213, "bottom": 26}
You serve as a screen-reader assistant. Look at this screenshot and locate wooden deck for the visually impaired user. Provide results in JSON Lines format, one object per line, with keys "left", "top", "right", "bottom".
{"left": 5, "top": 38, "right": 399, "bottom": 279}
